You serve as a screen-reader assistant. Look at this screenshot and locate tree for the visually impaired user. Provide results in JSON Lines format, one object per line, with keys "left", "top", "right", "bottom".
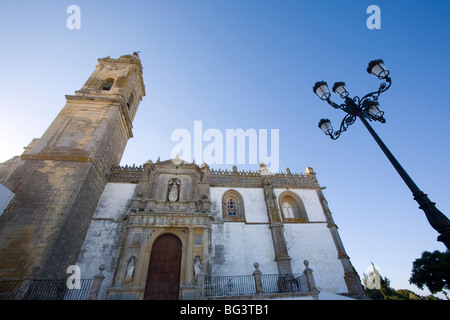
{"left": 409, "top": 250, "right": 450, "bottom": 299}
{"left": 362, "top": 261, "right": 442, "bottom": 300}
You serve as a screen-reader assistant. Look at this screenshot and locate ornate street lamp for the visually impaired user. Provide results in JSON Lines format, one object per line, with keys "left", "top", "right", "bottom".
{"left": 313, "top": 59, "right": 450, "bottom": 249}
{"left": 367, "top": 59, "right": 390, "bottom": 79}
{"left": 332, "top": 81, "right": 349, "bottom": 98}
{"left": 318, "top": 118, "right": 333, "bottom": 136}
{"left": 313, "top": 81, "right": 331, "bottom": 100}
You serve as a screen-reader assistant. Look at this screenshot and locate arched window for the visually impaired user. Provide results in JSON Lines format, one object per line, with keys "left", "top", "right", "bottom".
{"left": 102, "top": 78, "right": 114, "bottom": 91}
{"left": 127, "top": 93, "right": 134, "bottom": 109}
{"left": 227, "top": 197, "right": 237, "bottom": 216}
{"left": 279, "top": 191, "right": 308, "bottom": 222}
{"left": 281, "top": 201, "right": 295, "bottom": 219}
{"left": 222, "top": 190, "right": 245, "bottom": 222}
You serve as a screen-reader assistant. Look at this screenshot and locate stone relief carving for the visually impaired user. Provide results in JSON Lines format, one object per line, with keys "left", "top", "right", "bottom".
{"left": 193, "top": 255, "right": 204, "bottom": 282}
{"left": 167, "top": 178, "right": 181, "bottom": 202}
{"left": 125, "top": 256, "right": 137, "bottom": 280}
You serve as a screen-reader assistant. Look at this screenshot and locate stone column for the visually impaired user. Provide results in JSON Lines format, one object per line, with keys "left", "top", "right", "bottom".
{"left": 252, "top": 263, "right": 264, "bottom": 294}
{"left": 185, "top": 227, "right": 194, "bottom": 284}
{"left": 202, "top": 227, "right": 211, "bottom": 275}
{"left": 303, "top": 260, "right": 317, "bottom": 292}
{"left": 262, "top": 178, "right": 292, "bottom": 275}
{"left": 316, "top": 188, "right": 365, "bottom": 299}
{"left": 86, "top": 264, "right": 105, "bottom": 300}
{"left": 196, "top": 273, "right": 205, "bottom": 298}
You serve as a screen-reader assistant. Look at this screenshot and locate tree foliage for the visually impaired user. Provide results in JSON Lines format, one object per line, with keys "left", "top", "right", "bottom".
{"left": 362, "top": 260, "right": 443, "bottom": 300}
{"left": 364, "top": 275, "right": 440, "bottom": 300}
{"left": 409, "top": 250, "right": 450, "bottom": 297}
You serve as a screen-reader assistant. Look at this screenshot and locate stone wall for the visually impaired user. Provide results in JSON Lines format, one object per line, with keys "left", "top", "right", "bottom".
{"left": 0, "top": 159, "right": 105, "bottom": 279}
{"left": 209, "top": 186, "right": 349, "bottom": 294}
{"left": 75, "top": 182, "right": 137, "bottom": 300}
{"left": 0, "top": 54, "right": 145, "bottom": 280}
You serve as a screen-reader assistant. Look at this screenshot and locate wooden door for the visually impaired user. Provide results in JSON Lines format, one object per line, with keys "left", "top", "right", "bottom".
{"left": 144, "top": 234, "right": 182, "bottom": 300}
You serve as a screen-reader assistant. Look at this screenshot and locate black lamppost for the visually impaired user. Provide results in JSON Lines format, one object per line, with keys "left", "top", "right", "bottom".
{"left": 313, "top": 59, "right": 450, "bottom": 250}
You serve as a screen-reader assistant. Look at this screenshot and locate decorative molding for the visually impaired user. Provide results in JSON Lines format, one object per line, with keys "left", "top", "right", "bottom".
{"left": 108, "top": 165, "right": 144, "bottom": 183}
{"left": 108, "top": 163, "right": 321, "bottom": 189}
{"left": 209, "top": 166, "right": 320, "bottom": 188}
{"left": 127, "top": 212, "right": 214, "bottom": 229}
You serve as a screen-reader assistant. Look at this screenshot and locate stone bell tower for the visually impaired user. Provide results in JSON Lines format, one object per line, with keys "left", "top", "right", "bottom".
{"left": 0, "top": 54, "right": 145, "bottom": 280}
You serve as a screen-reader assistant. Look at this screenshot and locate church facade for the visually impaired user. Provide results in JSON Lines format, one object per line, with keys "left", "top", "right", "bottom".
{"left": 0, "top": 54, "right": 364, "bottom": 300}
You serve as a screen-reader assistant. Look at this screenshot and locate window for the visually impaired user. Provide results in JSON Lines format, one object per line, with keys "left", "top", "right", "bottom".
{"left": 127, "top": 93, "right": 134, "bottom": 109}
{"left": 227, "top": 198, "right": 237, "bottom": 216}
{"left": 281, "top": 201, "right": 295, "bottom": 219}
{"left": 102, "top": 78, "right": 114, "bottom": 91}
{"left": 222, "top": 190, "right": 245, "bottom": 222}
{"left": 278, "top": 191, "right": 308, "bottom": 222}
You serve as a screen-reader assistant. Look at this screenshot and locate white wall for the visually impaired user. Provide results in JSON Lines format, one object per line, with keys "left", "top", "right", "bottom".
{"left": 274, "top": 188, "right": 326, "bottom": 222}
{"left": 210, "top": 187, "right": 268, "bottom": 223}
{"left": 78, "top": 183, "right": 349, "bottom": 297}
{"left": 76, "top": 182, "right": 136, "bottom": 299}
{"left": 209, "top": 186, "right": 349, "bottom": 294}
{"left": 210, "top": 187, "right": 278, "bottom": 275}
{"left": 0, "top": 183, "right": 14, "bottom": 217}
{"left": 283, "top": 223, "right": 348, "bottom": 293}
{"left": 211, "top": 223, "right": 279, "bottom": 276}
{"left": 273, "top": 188, "right": 348, "bottom": 292}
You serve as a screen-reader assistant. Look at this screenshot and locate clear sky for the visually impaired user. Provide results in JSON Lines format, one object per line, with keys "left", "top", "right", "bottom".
{"left": 1, "top": 1, "right": 449, "bottom": 298}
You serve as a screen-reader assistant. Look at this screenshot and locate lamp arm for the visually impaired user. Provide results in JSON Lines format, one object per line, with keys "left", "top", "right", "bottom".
{"left": 326, "top": 98, "right": 355, "bottom": 114}
{"left": 326, "top": 99, "right": 342, "bottom": 109}
{"left": 360, "top": 77, "right": 392, "bottom": 102}
{"left": 328, "top": 113, "right": 357, "bottom": 140}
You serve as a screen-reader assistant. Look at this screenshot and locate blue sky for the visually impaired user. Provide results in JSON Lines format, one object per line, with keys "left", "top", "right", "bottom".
{"left": 1, "top": 1, "right": 449, "bottom": 298}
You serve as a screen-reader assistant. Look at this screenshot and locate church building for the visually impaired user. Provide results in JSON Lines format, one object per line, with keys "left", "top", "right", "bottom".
{"left": 0, "top": 54, "right": 364, "bottom": 300}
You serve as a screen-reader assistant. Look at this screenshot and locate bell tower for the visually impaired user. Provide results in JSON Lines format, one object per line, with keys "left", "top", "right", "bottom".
{"left": 0, "top": 54, "right": 145, "bottom": 279}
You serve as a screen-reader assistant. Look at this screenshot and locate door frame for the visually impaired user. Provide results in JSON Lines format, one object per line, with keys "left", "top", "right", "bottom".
{"left": 141, "top": 230, "right": 187, "bottom": 300}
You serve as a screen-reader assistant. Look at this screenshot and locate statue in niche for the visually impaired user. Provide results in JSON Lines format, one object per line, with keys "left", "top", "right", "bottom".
{"left": 193, "top": 256, "right": 204, "bottom": 282}
{"left": 168, "top": 178, "right": 181, "bottom": 202}
{"left": 125, "top": 256, "right": 137, "bottom": 280}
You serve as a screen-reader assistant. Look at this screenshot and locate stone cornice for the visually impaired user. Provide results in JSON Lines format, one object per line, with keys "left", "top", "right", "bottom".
{"left": 65, "top": 94, "right": 134, "bottom": 139}
{"left": 209, "top": 167, "right": 320, "bottom": 189}
{"left": 20, "top": 153, "right": 108, "bottom": 185}
{"left": 108, "top": 162, "right": 321, "bottom": 189}
{"left": 109, "top": 165, "right": 143, "bottom": 183}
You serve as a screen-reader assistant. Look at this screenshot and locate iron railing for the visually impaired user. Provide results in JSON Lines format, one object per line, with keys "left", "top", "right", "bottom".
{"left": 0, "top": 279, "right": 93, "bottom": 300}
{"left": 261, "top": 273, "right": 308, "bottom": 293}
{"left": 0, "top": 280, "right": 23, "bottom": 300}
{"left": 205, "top": 275, "right": 256, "bottom": 297}
{"left": 205, "top": 273, "right": 308, "bottom": 297}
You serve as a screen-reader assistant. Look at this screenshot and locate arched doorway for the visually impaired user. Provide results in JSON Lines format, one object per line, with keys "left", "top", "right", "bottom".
{"left": 144, "top": 234, "right": 182, "bottom": 300}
